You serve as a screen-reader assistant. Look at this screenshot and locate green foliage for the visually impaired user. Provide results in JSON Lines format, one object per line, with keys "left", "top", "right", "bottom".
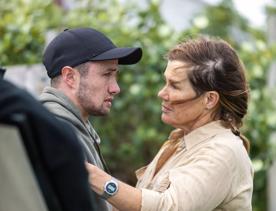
{"left": 1, "top": 0, "right": 276, "bottom": 209}
{"left": 0, "top": 0, "right": 61, "bottom": 65}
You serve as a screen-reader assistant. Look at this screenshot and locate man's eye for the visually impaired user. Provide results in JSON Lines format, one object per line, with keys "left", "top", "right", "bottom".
{"left": 103, "top": 72, "right": 112, "bottom": 76}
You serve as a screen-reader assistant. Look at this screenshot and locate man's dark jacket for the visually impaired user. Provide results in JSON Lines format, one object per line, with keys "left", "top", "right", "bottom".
{"left": 0, "top": 79, "right": 96, "bottom": 211}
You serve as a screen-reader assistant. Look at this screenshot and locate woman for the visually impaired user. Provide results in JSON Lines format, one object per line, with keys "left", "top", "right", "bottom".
{"left": 86, "top": 37, "right": 254, "bottom": 211}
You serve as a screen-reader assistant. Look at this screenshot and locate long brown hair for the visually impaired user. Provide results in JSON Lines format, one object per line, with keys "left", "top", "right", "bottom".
{"left": 167, "top": 37, "right": 250, "bottom": 152}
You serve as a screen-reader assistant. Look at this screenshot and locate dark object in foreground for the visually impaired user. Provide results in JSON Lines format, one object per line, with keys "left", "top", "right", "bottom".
{"left": 0, "top": 79, "right": 96, "bottom": 211}
{"left": 0, "top": 67, "right": 6, "bottom": 78}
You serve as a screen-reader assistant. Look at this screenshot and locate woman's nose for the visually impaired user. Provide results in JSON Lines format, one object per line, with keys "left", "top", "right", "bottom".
{"left": 158, "top": 86, "right": 168, "bottom": 101}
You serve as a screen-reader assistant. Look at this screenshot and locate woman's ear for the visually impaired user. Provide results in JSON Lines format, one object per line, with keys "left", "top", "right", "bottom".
{"left": 204, "top": 91, "right": 219, "bottom": 110}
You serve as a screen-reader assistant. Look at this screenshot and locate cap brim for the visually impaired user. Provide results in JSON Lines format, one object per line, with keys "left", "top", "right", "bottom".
{"left": 89, "top": 47, "right": 142, "bottom": 65}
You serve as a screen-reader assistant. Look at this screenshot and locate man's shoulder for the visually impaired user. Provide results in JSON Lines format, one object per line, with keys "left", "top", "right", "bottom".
{"left": 40, "top": 87, "right": 83, "bottom": 122}
{"left": 47, "top": 105, "right": 82, "bottom": 129}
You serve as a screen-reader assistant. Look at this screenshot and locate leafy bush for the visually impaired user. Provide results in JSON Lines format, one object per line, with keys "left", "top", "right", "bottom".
{"left": 1, "top": 0, "right": 275, "bottom": 210}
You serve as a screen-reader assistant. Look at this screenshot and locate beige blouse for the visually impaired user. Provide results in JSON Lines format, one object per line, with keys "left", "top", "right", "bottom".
{"left": 136, "top": 121, "right": 253, "bottom": 211}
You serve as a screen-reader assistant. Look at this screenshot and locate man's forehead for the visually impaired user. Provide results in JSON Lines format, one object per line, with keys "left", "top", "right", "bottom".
{"left": 89, "top": 60, "right": 119, "bottom": 70}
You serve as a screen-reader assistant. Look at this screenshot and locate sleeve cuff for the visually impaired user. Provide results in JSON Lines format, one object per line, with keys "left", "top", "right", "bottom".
{"left": 140, "top": 188, "right": 161, "bottom": 211}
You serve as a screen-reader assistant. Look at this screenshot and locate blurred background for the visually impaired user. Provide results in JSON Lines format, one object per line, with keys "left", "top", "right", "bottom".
{"left": 1, "top": 0, "right": 276, "bottom": 210}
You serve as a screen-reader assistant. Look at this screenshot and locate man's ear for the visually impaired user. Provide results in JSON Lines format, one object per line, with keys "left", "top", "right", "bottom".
{"left": 60, "top": 66, "right": 80, "bottom": 89}
{"left": 204, "top": 91, "right": 220, "bottom": 110}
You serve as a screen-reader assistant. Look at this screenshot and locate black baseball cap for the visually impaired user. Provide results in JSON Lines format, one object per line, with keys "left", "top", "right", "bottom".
{"left": 43, "top": 28, "right": 142, "bottom": 78}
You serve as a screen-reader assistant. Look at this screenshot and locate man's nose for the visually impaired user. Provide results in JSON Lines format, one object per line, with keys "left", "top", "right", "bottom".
{"left": 109, "top": 80, "right": 120, "bottom": 95}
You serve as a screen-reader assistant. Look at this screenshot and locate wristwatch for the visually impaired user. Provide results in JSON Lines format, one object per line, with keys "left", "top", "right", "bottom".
{"left": 102, "top": 178, "right": 119, "bottom": 199}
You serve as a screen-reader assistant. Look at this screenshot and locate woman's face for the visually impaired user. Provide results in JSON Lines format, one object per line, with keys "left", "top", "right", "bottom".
{"left": 158, "top": 60, "right": 210, "bottom": 132}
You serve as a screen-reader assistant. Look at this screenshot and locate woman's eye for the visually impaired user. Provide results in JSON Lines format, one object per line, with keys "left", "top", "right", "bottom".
{"left": 171, "top": 83, "right": 178, "bottom": 89}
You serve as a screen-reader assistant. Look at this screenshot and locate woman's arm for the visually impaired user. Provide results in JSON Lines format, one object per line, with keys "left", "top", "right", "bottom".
{"left": 86, "top": 163, "right": 142, "bottom": 211}
{"left": 86, "top": 141, "right": 243, "bottom": 211}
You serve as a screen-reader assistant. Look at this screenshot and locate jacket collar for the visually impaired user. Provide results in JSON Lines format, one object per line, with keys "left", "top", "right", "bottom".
{"left": 41, "top": 86, "right": 83, "bottom": 120}
{"left": 169, "top": 120, "right": 229, "bottom": 150}
{"left": 40, "top": 86, "right": 101, "bottom": 144}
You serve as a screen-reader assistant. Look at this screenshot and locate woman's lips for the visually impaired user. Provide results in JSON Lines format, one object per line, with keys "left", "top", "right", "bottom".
{"left": 161, "top": 104, "right": 172, "bottom": 113}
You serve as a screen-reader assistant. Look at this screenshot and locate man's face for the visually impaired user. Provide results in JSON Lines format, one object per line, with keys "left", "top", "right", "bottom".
{"left": 76, "top": 60, "right": 120, "bottom": 117}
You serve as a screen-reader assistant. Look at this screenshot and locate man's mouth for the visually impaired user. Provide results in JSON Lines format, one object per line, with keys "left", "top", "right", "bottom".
{"left": 104, "top": 98, "right": 113, "bottom": 106}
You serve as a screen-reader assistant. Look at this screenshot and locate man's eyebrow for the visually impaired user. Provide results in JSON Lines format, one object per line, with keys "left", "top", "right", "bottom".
{"left": 105, "top": 68, "right": 119, "bottom": 72}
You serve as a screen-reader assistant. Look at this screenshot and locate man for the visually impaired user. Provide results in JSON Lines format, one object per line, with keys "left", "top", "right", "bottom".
{"left": 40, "top": 27, "right": 142, "bottom": 210}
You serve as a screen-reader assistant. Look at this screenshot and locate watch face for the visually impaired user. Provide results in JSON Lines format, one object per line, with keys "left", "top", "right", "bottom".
{"left": 106, "top": 181, "right": 117, "bottom": 195}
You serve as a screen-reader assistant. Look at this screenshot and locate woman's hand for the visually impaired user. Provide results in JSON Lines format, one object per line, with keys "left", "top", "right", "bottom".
{"left": 85, "top": 162, "right": 142, "bottom": 211}
{"left": 85, "top": 162, "right": 112, "bottom": 195}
